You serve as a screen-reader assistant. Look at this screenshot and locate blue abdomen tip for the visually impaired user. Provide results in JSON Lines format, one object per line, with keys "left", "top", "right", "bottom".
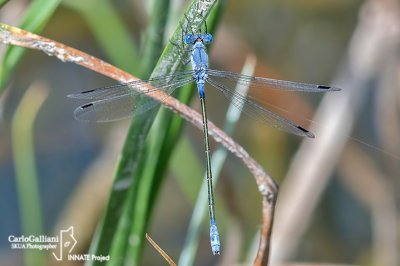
{"left": 210, "top": 222, "right": 220, "bottom": 255}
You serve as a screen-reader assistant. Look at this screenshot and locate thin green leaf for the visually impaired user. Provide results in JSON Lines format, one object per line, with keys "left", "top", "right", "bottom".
{"left": 63, "top": 0, "right": 141, "bottom": 75}
{"left": 171, "top": 136, "right": 203, "bottom": 203}
{"left": 140, "top": 0, "right": 171, "bottom": 78}
{"left": 0, "top": 0, "right": 10, "bottom": 9}
{"left": 124, "top": 71, "right": 195, "bottom": 264}
{"left": 11, "top": 81, "right": 49, "bottom": 266}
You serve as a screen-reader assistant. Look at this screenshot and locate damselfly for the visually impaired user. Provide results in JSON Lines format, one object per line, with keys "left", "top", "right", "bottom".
{"left": 69, "top": 32, "right": 340, "bottom": 255}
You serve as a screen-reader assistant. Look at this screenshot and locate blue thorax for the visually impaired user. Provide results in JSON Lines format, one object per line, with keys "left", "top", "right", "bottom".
{"left": 185, "top": 33, "right": 213, "bottom": 98}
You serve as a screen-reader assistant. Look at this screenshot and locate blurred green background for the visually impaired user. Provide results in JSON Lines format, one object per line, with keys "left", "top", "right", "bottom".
{"left": 1, "top": 0, "right": 399, "bottom": 265}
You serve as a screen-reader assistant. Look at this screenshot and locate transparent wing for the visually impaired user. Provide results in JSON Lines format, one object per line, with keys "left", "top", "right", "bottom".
{"left": 70, "top": 71, "right": 195, "bottom": 122}
{"left": 206, "top": 77, "right": 315, "bottom": 138}
{"left": 207, "top": 69, "right": 340, "bottom": 92}
{"left": 68, "top": 70, "right": 195, "bottom": 100}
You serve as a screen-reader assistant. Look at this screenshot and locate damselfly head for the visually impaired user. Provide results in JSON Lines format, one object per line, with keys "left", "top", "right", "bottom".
{"left": 185, "top": 33, "right": 213, "bottom": 44}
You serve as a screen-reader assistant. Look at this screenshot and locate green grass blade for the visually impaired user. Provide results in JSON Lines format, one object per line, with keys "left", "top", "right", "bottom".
{"left": 0, "top": 0, "right": 62, "bottom": 92}
{"left": 123, "top": 79, "right": 195, "bottom": 264}
{"left": 178, "top": 54, "right": 256, "bottom": 265}
{"left": 11, "top": 82, "right": 49, "bottom": 266}
{"left": 63, "top": 0, "right": 141, "bottom": 75}
{"left": 140, "top": 0, "right": 171, "bottom": 78}
{"left": 171, "top": 136, "right": 203, "bottom": 203}
{"left": 105, "top": 1, "right": 172, "bottom": 264}
{"left": 0, "top": 0, "right": 10, "bottom": 8}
